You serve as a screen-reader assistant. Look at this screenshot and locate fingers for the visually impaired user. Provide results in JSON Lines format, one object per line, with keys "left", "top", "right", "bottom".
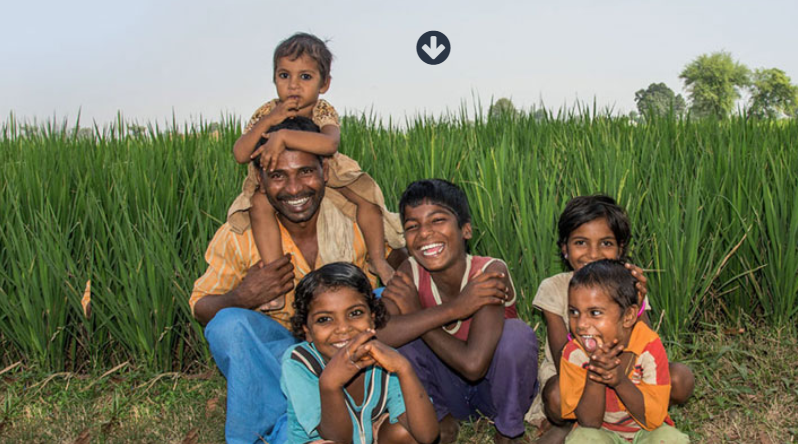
{"left": 250, "top": 144, "right": 266, "bottom": 159}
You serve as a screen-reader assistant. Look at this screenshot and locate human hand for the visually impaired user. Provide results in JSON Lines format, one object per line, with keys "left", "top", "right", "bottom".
{"left": 267, "top": 97, "right": 299, "bottom": 125}
{"left": 360, "top": 340, "right": 410, "bottom": 374}
{"left": 586, "top": 339, "right": 626, "bottom": 388}
{"left": 452, "top": 270, "right": 509, "bottom": 319}
{"left": 320, "top": 329, "right": 376, "bottom": 389}
{"left": 250, "top": 132, "right": 286, "bottom": 171}
{"left": 234, "top": 254, "right": 294, "bottom": 310}
{"left": 624, "top": 263, "right": 648, "bottom": 306}
{"left": 381, "top": 272, "right": 422, "bottom": 315}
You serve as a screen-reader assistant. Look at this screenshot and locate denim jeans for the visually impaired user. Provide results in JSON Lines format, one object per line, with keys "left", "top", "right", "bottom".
{"left": 205, "top": 308, "right": 298, "bottom": 444}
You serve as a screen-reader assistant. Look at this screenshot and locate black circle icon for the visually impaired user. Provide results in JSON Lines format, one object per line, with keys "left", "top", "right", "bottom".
{"left": 416, "top": 31, "right": 451, "bottom": 65}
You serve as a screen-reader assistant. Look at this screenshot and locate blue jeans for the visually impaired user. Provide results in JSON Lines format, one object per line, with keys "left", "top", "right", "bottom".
{"left": 205, "top": 308, "right": 298, "bottom": 444}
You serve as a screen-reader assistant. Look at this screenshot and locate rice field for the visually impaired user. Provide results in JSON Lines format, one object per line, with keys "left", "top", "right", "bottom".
{"left": 1, "top": 109, "right": 797, "bottom": 372}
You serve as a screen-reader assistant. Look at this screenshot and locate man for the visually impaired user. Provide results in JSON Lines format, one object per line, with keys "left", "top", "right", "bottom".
{"left": 190, "top": 117, "right": 401, "bottom": 444}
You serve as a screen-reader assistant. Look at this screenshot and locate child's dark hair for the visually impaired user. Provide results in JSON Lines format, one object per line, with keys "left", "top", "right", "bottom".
{"left": 569, "top": 259, "right": 638, "bottom": 312}
{"left": 557, "top": 194, "right": 631, "bottom": 269}
{"left": 399, "top": 179, "right": 471, "bottom": 228}
{"left": 291, "top": 262, "right": 388, "bottom": 340}
{"left": 251, "top": 116, "right": 321, "bottom": 171}
{"left": 273, "top": 32, "right": 333, "bottom": 83}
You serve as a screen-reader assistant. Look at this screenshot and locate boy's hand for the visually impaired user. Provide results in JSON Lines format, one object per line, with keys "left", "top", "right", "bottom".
{"left": 381, "top": 272, "right": 422, "bottom": 314}
{"left": 587, "top": 339, "right": 626, "bottom": 387}
{"left": 250, "top": 132, "right": 287, "bottom": 171}
{"left": 360, "top": 340, "right": 410, "bottom": 374}
{"left": 320, "top": 329, "right": 376, "bottom": 389}
{"left": 624, "top": 263, "right": 648, "bottom": 305}
{"left": 453, "top": 270, "right": 509, "bottom": 319}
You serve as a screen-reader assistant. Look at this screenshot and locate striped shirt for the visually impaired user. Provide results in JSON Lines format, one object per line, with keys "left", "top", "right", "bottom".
{"left": 560, "top": 322, "right": 673, "bottom": 441}
{"left": 189, "top": 220, "right": 375, "bottom": 329}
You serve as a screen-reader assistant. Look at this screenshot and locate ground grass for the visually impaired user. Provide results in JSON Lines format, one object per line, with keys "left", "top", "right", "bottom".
{"left": 2, "top": 326, "right": 795, "bottom": 443}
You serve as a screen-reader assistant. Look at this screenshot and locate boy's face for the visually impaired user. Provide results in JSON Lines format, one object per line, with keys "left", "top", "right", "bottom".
{"left": 402, "top": 202, "right": 472, "bottom": 273}
{"left": 568, "top": 285, "right": 636, "bottom": 352}
{"left": 562, "top": 218, "right": 622, "bottom": 271}
{"left": 274, "top": 54, "right": 330, "bottom": 116}
{"left": 303, "top": 286, "right": 375, "bottom": 362}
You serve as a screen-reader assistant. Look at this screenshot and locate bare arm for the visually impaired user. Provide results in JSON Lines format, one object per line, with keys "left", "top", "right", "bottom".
{"left": 232, "top": 100, "right": 297, "bottom": 164}
{"left": 543, "top": 309, "right": 570, "bottom": 369}
{"left": 193, "top": 256, "right": 294, "bottom": 326}
{"left": 574, "top": 374, "right": 607, "bottom": 428}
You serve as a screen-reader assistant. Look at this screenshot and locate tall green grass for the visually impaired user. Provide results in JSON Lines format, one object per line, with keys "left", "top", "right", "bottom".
{"left": 1, "top": 110, "right": 796, "bottom": 372}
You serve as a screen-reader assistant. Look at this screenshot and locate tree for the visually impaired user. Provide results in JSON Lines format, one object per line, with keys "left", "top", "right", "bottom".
{"left": 679, "top": 51, "right": 750, "bottom": 118}
{"left": 748, "top": 68, "right": 798, "bottom": 119}
{"left": 634, "top": 82, "right": 687, "bottom": 118}
{"left": 489, "top": 97, "right": 516, "bottom": 119}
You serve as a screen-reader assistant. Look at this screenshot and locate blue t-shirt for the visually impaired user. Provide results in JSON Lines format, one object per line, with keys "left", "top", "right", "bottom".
{"left": 280, "top": 342, "right": 407, "bottom": 444}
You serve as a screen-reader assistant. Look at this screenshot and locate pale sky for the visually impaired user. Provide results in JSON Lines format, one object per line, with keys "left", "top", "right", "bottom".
{"left": 2, "top": 0, "right": 797, "bottom": 126}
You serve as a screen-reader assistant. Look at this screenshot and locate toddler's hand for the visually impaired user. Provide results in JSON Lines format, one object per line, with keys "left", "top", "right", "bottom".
{"left": 250, "top": 133, "right": 286, "bottom": 171}
{"left": 267, "top": 98, "right": 300, "bottom": 125}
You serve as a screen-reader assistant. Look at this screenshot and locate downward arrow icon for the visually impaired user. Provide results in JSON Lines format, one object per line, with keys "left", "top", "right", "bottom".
{"left": 422, "top": 35, "right": 446, "bottom": 60}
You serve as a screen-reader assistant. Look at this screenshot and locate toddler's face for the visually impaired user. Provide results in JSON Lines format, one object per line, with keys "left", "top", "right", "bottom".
{"left": 568, "top": 285, "right": 635, "bottom": 352}
{"left": 303, "top": 287, "right": 374, "bottom": 362}
{"left": 562, "top": 218, "right": 621, "bottom": 271}
{"left": 274, "top": 54, "right": 330, "bottom": 115}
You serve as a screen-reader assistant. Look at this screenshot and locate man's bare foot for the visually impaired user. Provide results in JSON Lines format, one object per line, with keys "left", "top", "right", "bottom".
{"left": 258, "top": 295, "right": 285, "bottom": 312}
{"left": 373, "top": 259, "right": 395, "bottom": 285}
{"left": 536, "top": 423, "right": 572, "bottom": 444}
{"left": 439, "top": 414, "right": 460, "bottom": 444}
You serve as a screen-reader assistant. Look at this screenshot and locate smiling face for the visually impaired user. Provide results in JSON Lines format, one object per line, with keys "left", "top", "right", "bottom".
{"left": 402, "top": 202, "right": 472, "bottom": 273}
{"left": 274, "top": 54, "right": 330, "bottom": 116}
{"left": 562, "top": 218, "right": 622, "bottom": 272}
{"left": 259, "top": 149, "right": 327, "bottom": 225}
{"left": 568, "top": 284, "right": 636, "bottom": 352}
{"left": 303, "top": 286, "right": 375, "bottom": 362}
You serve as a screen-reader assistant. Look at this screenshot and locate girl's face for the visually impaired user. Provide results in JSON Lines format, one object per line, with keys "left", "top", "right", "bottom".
{"left": 274, "top": 54, "right": 330, "bottom": 115}
{"left": 562, "top": 218, "right": 622, "bottom": 271}
{"left": 303, "top": 287, "right": 375, "bottom": 362}
{"left": 568, "top": 285, "right": 635, "bottom": 352}
{"left": 402, "top": 202, "right": 472, "bottom": 273}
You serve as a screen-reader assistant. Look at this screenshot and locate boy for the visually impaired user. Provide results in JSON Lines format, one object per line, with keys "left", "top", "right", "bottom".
{"left": 559, "top": 259, "right": 689, "bottom": 443}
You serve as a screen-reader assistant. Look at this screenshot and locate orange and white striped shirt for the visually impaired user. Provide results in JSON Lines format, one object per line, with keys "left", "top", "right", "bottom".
{"left": 190, "top": 219, "right": 376, "bottom": 329}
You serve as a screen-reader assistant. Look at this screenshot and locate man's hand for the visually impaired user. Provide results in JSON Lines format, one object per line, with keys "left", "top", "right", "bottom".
{"left": 451, "top": 270, "right": 508, "bottom": 320}
{"left": 381, "top": 272, "right": 422, "bottom": 315}
{"left": 233, "top": 254, "right": 295, "bottom": 310}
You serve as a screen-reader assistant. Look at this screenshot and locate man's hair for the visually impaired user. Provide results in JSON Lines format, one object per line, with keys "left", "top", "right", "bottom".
{"left": 399, "top": 179, "right": 472, "bottom": 228}
{"left": 273, "top": 32, "right": 333, "bottom": 83}
{"left": 557, "top": 194, "right": 631, "bottom": 269}
{"left": 290, "top": 262, "right": 388, "bottom": 340}
{"left": 251, "top": 116, "right": 321, "bottom": 171}
{"left": 569, "top": 259, "right": 638, "bottom": 312}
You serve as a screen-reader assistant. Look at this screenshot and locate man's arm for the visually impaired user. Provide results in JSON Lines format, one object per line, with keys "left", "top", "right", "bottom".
{"left": 192, "top": 255, "right": 295, "bottom": 326}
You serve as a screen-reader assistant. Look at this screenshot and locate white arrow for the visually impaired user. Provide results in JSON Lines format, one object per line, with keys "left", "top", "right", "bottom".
{"left": 422, "top": 35, "right": 446, "bottom": 60}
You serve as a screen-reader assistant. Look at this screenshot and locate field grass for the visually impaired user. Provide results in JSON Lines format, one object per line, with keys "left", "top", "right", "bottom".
{"left": 1, "top": 324, "right": 795, "bottom": 443}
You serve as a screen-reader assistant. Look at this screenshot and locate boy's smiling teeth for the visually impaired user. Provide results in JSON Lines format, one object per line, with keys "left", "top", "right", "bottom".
{"left": 420, "top": 243, "right": 445, "bottom": 256}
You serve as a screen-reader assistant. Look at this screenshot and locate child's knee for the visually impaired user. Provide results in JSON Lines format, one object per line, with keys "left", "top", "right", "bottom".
{"left": 669, "top": 362, "right": 695, "bottom": 405}
{"left": 494, "top": 319, "right": 538, "bottom": 365}
{"left": 542, "top": 375, "right": 565, "bottom": 425}
{"left": 378, "top": 420, "right": 417, "bottom": 444}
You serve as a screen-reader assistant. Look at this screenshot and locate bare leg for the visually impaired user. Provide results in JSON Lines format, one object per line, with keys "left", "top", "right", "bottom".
{"left": 669, "top": 362, "right": 695, "bottom": 406}
{"left": 438, "top": 414, "right": 460, "bottom": 444}
{"left": 251, "top": 192, "right": 285, "bottom": 311}
{"left": 537, "top": 376, "right": 572, "bottom": 444}
{"left": 339, "top": 188, "right": 394, "bottom": 284}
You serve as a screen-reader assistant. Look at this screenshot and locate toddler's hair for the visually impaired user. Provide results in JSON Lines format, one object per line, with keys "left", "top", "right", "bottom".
{"left": 569, "top": 259, "right": 638, "bottom": 312}
{"left": 274, "top": 32, "right": 333, "bottom": 83}
{"left": 290, "top": 262, "right": 388, "bottom": 340}
{"left": 399, "top": 179, "right": 471, "bottom": 228}
{"left": 251, "top": 116, "right": 320, "bottom": 171}
{"left": 557, "top": 194, "right": 631, "bottom": 269}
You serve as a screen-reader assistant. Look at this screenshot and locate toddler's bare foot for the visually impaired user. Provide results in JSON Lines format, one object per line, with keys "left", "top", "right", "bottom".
{"left": 439, "top": 414, "right": 460, "bottom": 444}
{"left": 373, "top": 259, "right": 395, "bottom": 285}
{"left": 258, "top": 295, "right": 286, "bottom": 312}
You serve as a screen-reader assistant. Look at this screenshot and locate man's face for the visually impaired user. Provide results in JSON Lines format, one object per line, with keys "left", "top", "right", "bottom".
{"left": 259, "top": 150, "right": 327, "bottom": 224}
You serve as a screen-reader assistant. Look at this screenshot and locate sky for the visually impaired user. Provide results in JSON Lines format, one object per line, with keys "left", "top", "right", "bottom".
{"left": 2, "top": 0, "right": 797, "bottom": 127}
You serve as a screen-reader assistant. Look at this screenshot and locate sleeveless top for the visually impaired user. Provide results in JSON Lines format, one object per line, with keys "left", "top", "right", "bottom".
{"left": 407, "top": 255, "right": 518, "bottom": 341}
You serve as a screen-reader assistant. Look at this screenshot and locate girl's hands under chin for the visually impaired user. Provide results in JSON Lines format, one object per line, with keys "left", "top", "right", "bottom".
{"left": 320, "top": 329, "right": 376, "bottom": 389}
